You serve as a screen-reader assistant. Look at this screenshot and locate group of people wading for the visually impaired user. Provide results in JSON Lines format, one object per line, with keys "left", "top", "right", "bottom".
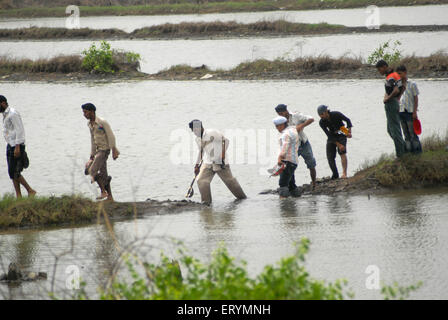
{"left": 0, "top": 60, "right": 421, "bottom": 202}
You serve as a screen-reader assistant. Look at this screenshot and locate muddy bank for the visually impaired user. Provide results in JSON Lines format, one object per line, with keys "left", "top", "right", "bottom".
{"left": 262, "top": 140, "right": 448, "bottom": 196}
{"left": 0, "top": 196, "right": 204, "bottom": 231}
{"left": 2, "top": 53, "right": 448, "bottom": 82}
{"left": 2, "top": 23, "right": 448, "bottom": 40}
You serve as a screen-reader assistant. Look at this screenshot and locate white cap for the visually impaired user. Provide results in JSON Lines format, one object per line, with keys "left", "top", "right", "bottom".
{"left": 273, "top": 116, "right": 287, "bottom": 126}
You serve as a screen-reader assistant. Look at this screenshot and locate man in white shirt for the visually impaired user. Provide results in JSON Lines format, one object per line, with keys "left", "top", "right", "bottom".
{"left": 275, "top": 104, "right": 317, "bottom": 188}
{"left": 0, "top": 95, "right": 36, "bottom": 198}
{"left": 273, "top": 116, "right": 302, "bottom": 198}
{"left": 189, "top": 119, "right": 247, "bottom": 205}
{"left": 396, "top": 65, "right": 422, "bottom": 154}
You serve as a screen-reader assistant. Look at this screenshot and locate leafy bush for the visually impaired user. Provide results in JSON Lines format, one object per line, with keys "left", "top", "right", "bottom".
{"left": 100, "top": 238, "right": 353, "bottom": 300}
{"left": 367, "top": 40, "right": 402, "bottom": 66}
{"left": 81, "top": 41, "right": 115, "bottom": 74}
{"left": 81, "top": 41, "right": 141, "bottom": 74}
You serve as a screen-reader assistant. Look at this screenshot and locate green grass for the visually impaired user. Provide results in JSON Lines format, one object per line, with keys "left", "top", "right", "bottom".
{"left": 356, "top": 131, "right": 448, "bottom": 187}
{"left": 0, "top": 194, "right": 99, "bottom": 229}
{"left": 1, "top": 0, "right": 447, "bottom": 18}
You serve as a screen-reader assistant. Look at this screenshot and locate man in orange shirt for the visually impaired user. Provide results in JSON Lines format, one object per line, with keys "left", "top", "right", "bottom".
{"left": 376, "top": 59, "right": 406, "bottom": 158}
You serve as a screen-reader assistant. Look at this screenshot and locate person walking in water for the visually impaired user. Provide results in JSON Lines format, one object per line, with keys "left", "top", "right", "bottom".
{"left": 318, "top": 105, "right": 352, "bottom": 180}
{"left": 376, "top": 59, "right": 406, "bottom": 157}
{"left": 275, "top": 104, "right": 317, "bottom": 189}
{"left": 189, "top": 119, "right": 246, "bottom": 205}
{"left": 396, "top": 65, "right": 422, "bottom": 154}
{"left": 82, "top": 103, "right": 119, "bottom": 201}
{"left": 0, "top": 95, "right": 36, "bottom": 198}
{"left": 273, "top": 116, "right": 302, "bottom": 198}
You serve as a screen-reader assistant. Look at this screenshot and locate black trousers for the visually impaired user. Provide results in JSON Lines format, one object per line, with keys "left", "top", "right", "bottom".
{"left": 326, "top": 135, "right": 347, "bottom": 179}
{"left": 6, "top": 144, "right": 26, "bottom": 180}
{"left": 279, "top": 161, "right": 298, "bottom": 190}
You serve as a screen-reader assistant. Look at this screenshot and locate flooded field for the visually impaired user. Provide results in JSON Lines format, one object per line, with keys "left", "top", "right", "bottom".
{"left": 0, "top": 79, "right": 446, "bottom": 201}
{"left": 0, "top": 4, "right": 447, "bottom": 301}
{"left": 1, "top": 32, "right": 448, "bottom": 73}
{"left": 1, "top": 187, "right": 448, "bottom": 299}
{"left": 1, "top": 5, "right": 447, "bottom": 31}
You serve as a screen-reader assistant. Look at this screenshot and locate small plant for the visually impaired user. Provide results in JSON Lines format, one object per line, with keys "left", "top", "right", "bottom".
{"left": 81, "top": 41, "right": 116, "bottom": 74}
{"left": 367, "top": 40, "right": 402, "bottom": 66}
{"left": 381, "top": 281, "right": 423, "bottom": 300}
{"left": 81, "top": 41, "right": 141, "bottom": 74}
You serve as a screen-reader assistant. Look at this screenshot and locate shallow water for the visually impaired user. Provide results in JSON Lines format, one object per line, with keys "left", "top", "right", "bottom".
{"left": 1, "top": 188, "right": 447, "bottom": 299}
{"left": 0, "top": 5, "right": 448, "bottom": 31}
{"left": 1, "top": 31, "right": 448, "bottom": 73}
{"left": 0, "top": 79, "right": 446, "bottom": 202}
{"left": 0, "top": 79, "right": 447, "bottom": 300}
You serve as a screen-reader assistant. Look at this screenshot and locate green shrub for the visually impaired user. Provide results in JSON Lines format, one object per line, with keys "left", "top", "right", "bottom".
{"left": 81, "top": 41, "right": 115, "bottom": 74}
{"left": 100, "top": 238, "right": 353, "bottom": 300}
{"left": 81, "top": 41, "right": 141, "bottom": 74}
{"left": 367, "top": 40, "right": 402, "bottom": 66}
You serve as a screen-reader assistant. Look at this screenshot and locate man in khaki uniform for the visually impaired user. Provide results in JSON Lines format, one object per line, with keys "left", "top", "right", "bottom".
{"left": 189, "top": 120, "right": 246, "bottom": 205}
{"left": 82, "top": 103, "right": 119, "bottom": 201}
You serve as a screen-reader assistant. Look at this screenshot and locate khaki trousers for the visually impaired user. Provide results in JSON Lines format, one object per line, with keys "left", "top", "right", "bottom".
{"left": 196, "top": 164, "right": 247, "bottom": 204}
{"left": 89, "top": 149, "right": 110, "bottom": 188}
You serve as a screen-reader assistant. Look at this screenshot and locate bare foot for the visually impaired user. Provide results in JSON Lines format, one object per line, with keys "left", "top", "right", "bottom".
{"left": 28, "top": 190, "right": 36, "bottom": 197}
{"left": 341, "top": 174, "right": 347, "bottom": 179}
{"left": 106, "top": 196, "right": 114, "bottom": 202}
{"left": 96, "top": 192, "right": 108, "bottom": 200}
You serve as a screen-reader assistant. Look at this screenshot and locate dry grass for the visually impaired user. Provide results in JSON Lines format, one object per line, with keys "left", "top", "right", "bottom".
{"left": 356, "top": 131, "right": 448, "bottom": 187}
{"left": 0, "top": 195, "right": 98, "bottom": 229}
{"left": 398, "top": 51, "right": 448, "bottom": 72}
{"left": 0, "top": 55, "right": 82, "bottom": 73}
{"left": 0, "top": 21, "right": 345, "bottom": 40}
{"left": 0, "top": 51, "right": 140, "bottom": 74}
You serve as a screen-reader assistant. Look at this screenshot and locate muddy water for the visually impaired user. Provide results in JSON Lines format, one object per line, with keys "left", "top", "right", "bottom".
{"left": 0, "top": 5, "right": 448, "bottom": 31}
{"left": 0, "top": 79, "right": 447, "bottom": 299}
{"left": 0, "top": 79, "right": 447, "bottom": 202}
{"left": 1, "top": 188, "right": 448, "bottom": 299}
{"left": 1, "top": 32, "right": 448, "bottom": 73}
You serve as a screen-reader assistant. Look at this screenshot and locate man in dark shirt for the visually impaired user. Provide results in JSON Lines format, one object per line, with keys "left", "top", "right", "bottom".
{"left": 318, "top": 105, "right": 352, "bottom": 179}
{"left": 376, "top": 59, "right": 406, "bottom": 157}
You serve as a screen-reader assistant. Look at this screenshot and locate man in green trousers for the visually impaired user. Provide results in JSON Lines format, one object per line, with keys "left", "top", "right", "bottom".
{"left": 376, "top": 59, "right": 406, "bottom": 158}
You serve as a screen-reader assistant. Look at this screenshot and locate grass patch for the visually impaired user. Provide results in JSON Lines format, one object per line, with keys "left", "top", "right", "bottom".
{"left": 155, "top": 52, "right": 448, "bottom": 79}
{"left": 1, "top": 0, "right": 447, "bottom": 18}
{"left": 0, "top": 194, "right": 98, "bottom": 229}
{"left": 0, "top": 41, "right": 141, "bottom": 75}
{"left": 355, "top": 131, "right": 448, "bottom": 187}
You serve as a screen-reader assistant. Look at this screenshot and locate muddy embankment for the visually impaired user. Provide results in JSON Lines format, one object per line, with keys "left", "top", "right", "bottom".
{"left": 1, "top": 22, "right": 448, "bottom": 41}
{"left": 2, "top": 53, "right": 448, "bottom": 82}
{"left": 262, "top": 137, "right": 448, "bottom": 196}
{"left": 0, "top": 196, "right": 204, "bottom": 232}
{"left": 1, "top": 137, "right": 447, "bottom": 232}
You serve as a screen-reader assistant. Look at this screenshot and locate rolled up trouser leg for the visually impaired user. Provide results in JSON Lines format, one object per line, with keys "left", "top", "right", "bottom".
{"left": 217, "top": 165, "right": 247, "bottom": 199}
{"left": 197, "top": 165, "right": 215, "bottom": 204}
{"left": 278, "top": 186, "right": 290, "bottom": 197}
{"left": 290, "top": 187, "right": 301, "bottom": 197}
{"left": 89, "top": 150, "right": 110, "bottom": 189}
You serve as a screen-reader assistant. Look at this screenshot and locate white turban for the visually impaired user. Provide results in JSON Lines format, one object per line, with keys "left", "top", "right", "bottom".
{"left": 273, "top": 116, "right": 287, "bottom": 126}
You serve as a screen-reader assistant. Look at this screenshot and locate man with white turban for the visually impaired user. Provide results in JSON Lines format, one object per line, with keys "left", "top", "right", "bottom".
{"left": 273, "top": 116, "right": 302, "bottom": 198}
